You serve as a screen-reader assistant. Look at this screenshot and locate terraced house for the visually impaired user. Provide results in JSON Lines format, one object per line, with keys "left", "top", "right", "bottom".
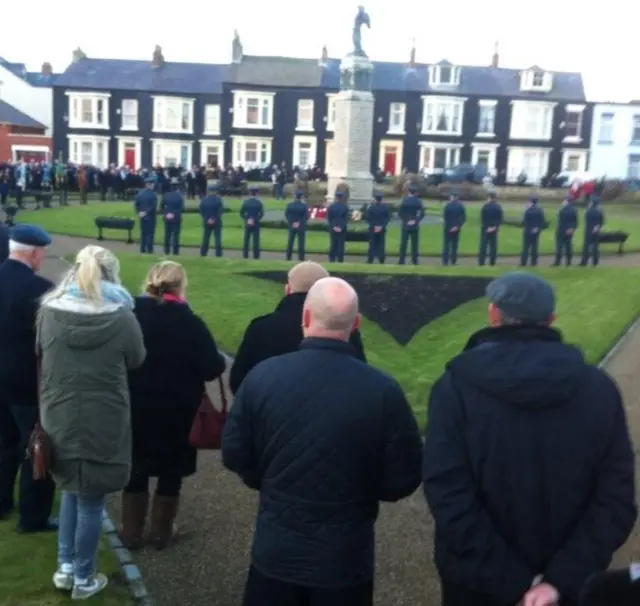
{"left": 51, "top": 38, "right": 591, "bottom": 184}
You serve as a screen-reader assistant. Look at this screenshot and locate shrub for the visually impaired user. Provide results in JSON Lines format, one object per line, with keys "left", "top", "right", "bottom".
{"left": 601, "top": 180, "right": 626, "bottom": 201}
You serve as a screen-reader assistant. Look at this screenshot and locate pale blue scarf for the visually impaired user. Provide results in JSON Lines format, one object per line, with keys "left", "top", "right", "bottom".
{"left": 65, "top": 281, "right": 134, "bottom": 310}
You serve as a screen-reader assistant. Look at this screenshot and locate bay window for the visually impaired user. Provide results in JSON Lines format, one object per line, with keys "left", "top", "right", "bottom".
{"left": 421, "top": 96, "right": 466, "bottom": 136}
{"left": 151, "top": 139, "right": 193, "bottom": 167}
{"left": 232, "top": 136, "right": 272, "bottom": 168}
{"left": 152, "top": 96, "right": 195, "bottom": 134}
{"left": 68, "top": 135, "right": 110, "bottom": 168}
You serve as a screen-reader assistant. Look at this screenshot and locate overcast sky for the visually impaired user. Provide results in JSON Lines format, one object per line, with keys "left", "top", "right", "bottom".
{"left": 3, "top": 0, "right": 636, "bottom": 103}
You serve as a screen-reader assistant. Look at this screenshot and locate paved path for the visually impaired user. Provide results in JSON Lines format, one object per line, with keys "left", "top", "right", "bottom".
{"left": 40, "top": 236, "right": 640, "bottom": 606}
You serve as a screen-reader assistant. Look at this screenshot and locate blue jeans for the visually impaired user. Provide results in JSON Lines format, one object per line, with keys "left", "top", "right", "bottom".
{"left": 58, "top": 491, "right": 106, "bottom": 580}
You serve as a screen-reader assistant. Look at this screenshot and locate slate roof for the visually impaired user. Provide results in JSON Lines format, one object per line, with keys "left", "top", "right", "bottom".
{"left": 228, "top": 55, "right": 323, "bottom": 88}
{"left": 0, "top": 57, "right": 60, "bottom": 87}
{"left": 54, "top": 58, "right": 229, "bottom": 95}
{"left": 0, "top": 99, "right": 46, "bottom": 129}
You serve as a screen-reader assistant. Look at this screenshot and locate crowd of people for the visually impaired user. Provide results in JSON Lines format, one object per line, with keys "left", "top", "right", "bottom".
{"left": 0, "top": 219, "right": 638, "bottom": 604}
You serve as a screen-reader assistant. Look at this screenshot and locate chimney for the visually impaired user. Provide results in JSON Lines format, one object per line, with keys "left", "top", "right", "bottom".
{"left": 152, "top": 45, "right": 165, "bottom": 68}
{"left": 72, "top": 48, "right": 86, "bottom": 64}
{"left": 491, "top": 41, "right": 499, "bottom": 68}
{"left": 319, "top": 45, "right": 328, "bottom": 66}
{"left": 41, "top": 62, "right": 53, "bottom": 75}
{"left": 232, "top": 30, "right": 243, "bottom": 64}
{"left": 409, "top": 39, "right": 416, "bottom": 67}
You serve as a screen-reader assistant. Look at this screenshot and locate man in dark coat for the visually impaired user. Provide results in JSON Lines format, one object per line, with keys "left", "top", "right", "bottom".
{"left": 423, "top": 272, "right": 636, "bottom": 606}
{"left": 478, "top": 191, "right": 503, "bottom": 266}
{"left": 285, "top": 190, "right": 308, "bottom": 261}
{"left": 520, "top": 195, "right": 546, "bottom": 267}
{"left": 442, "top": 191, "right": 466, "bottom": 266}
{"left": 327, "top": 191, "right": 349, "bottom": 263}
{"left": 0, "top": 221, "right": 9, "bottom": 264}
{"left": 229, "top": 261, "right": 366, "bottom": 394}
{"left": 199, "top": 183, "right": 224, "bottom": 257}
{"left": 222, "top": 276, "right": 422, "bottom": 606}
{"left": 160, "top": 178, "right": 185, "bottom": 256}
{"left": 398, "top": 185, "right": 425, "bottom": 265}
{"left": 580, "top": 196, "right": 605, "bottom": 267}
{"left": 364, "top": 191, "right": 390, "bottom": 264}
{"left": 240, "top": 186, "right": 264, "bottom": 260}
{"left": 134, "top": 177, "right": 158, "bottom": 254}
{"left": 0, "top": 224, "right": 57, "bottom": 533}
{"left": 553, "top": 198, "right": 579, "bottom": 266}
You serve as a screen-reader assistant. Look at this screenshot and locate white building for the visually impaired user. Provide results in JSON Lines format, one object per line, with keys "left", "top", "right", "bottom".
{"left": 589, "top": 103, "right": 640, "bottom": 179}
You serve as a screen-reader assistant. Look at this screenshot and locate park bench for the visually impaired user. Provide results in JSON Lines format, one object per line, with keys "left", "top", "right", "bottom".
{"left": 11, "top": 189, "right": 60, "bottom": 209}
{"left": 219, "top": 182, "right": 248, "bottom": 196}
{"left": 597, "top": 231, "right": 628, "bottom": 254}
{"left": 95, "top": 217, "right": 135, "bottom": 243}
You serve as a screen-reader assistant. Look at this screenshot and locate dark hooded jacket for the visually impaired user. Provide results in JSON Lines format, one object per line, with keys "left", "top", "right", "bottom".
{"left": 423, "top": 325, "right": 636, "bottom": 605}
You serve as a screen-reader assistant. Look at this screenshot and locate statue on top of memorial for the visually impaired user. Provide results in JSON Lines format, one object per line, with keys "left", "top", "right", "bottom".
{"left": 352, "top": 5, "right": 371, "bottom": 56}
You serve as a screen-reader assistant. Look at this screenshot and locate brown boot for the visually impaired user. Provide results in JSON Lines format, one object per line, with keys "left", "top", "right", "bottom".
{"left": 118, "top": 492, "right": 149, "bottom": 551}
{"left": 149, "top": 494, "right": 179, "bottom": 550}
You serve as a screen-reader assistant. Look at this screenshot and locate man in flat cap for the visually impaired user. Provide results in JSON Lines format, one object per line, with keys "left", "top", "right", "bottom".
{"left": 423, "top": 272, "right": 636, "bottom": 606}
{"left": 0, "top": 224, "right": 58, "bottom": 533}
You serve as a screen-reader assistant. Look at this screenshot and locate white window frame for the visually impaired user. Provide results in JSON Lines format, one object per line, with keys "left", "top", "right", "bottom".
{"left": 598, "top": 112, "right": 614, "bottom": 143}
{"left": 428, "top": 64, "right": 461, "bottom": 87}
{"left": 421, "top": 95, "right": 466, "bottom": 136}
{"left": 199, "top": 139, "right": 225, "bottom": 168}
{"left": 120, "top": 99, "right": 138, "bottom": 131}
{"left": 150, "top": 138, "right": 193, "bottom": 167}
{"left": 561, "top": 149, "right": 588, "bottom": 173}
{"left": 152, "top": 96, "right": 195, "bottom": 135}
{"left": 418, "top": 142, "right": 463, "bottom": 171}
{"left": 477, "top": 99, "right": 497, "bottom": 138}
{"left": 292, "top": 135, "right": 317, "bottom": 168}
{"left": 231, "top": 135, "right": 273, "bottom": 168}
{"left": 520, "top": 69, "right": 553, "bottom": 93}
{"left": 563, "top": 104, "right": 585, "bottom": 143}
{"left": 509, "top": 100, "right": 555, "bottom": 141}
{"left": 506, "top": 146, "right": 551, "bottom": 184}
{"left": 631, "top": 114, "right": 640, "bottom": 144}
{"left": 296, "top": 99, "right": 314, "bottom": 132}
{"left": 471, "top": 143, "right": 499, "bottom": 171}
{"left": 388, "top": 102, "right": 406, "bottom": 135}
{"left": 115, "top": 136, "right": 142, "bottom": 170}
{"left": 67, "top": 134, "right": 110, "bottom": 168}
{"left": 11, "top": 145, "right": 51, "bottom": 163}
{"left": 65, "top": 91, "right": 111, "bottom": 130}
{"left": 326, "top": 94, "right": 337, "bottom": 131}
{"left": 628, "top": 154, "right": 640, "bottom": 180}
{"left": 232, "top": 90, "right": 275, "bottom": 130}
{"left": 203, "top": 104, "right": 221, "bottom": 136}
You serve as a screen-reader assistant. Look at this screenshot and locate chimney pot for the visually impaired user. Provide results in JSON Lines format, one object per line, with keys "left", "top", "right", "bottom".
{"left": 491, "top": 41, "right": 499, "bottom": 68}
{"left": 41, "top": 62, "right": 53, "bottom": 75}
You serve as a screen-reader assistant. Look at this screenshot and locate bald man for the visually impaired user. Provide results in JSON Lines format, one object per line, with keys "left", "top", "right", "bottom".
{"left": 222, "top": 277, "right": 422, "bottom": 606}
{"left": 229, "top": 261, "right": 366, "bottom": 394}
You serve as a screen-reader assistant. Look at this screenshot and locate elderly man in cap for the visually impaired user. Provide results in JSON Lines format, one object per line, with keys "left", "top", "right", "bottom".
{"left": 134, "top": 176, "right": 158, "bottom": 254}
{"left": 160, "top": 177, "right": 185, "bottom": 256}
{"left": 199, "top": 182, "right": 225, "bottom": 257}
{"left": 240, "top": 186, "right": 264, "bottom": 259}
{"left": 0, "top": 224, "right": 58, "bottom": 533}
{"left": 285, "top": 190, "right": 308, "bottom": 261}
{"left": 423, "top": 272, "right": 636, "bottom": 606}
{"left": 230, "top": 261, "right": 366, "bottom": 394}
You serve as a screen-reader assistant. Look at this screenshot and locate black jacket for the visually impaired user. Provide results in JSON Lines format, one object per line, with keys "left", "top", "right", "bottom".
{"left": 423, "top": 325, "right": 636, "bottom": 605}
{"left": 222, "top": 337, "right": 422, "bottom": 587}
{"left": 0, "top": 224, "right": 8, "bottom": 264}
{"left": 127, "top": 297, "right": 226, "bottom": 477}
{"left": 229, "top": 292, "right": 366, "bottom": 394}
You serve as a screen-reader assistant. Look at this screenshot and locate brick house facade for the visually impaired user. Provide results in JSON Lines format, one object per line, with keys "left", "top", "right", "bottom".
{"left": 0, "top": 99, "right": 51, "bottom": 162}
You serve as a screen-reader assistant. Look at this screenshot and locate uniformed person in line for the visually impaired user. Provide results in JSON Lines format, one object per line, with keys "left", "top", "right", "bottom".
{"left": 398, "top": 185, "right": 425, "bottom": 265}
{"left": 240, "top": 186, "right": 264, "bottom": 259}
{"left": 160, "top": 177, "right": 185, "bottom": 256}
{"left": 199, "top": 183, "right": 224, "bottom": 258}
{"left": 520, "top": 195, "right": 546, "bottom": 267}
{"left": 580, "top": 195, "right": 605, "bottom": 267}
{"left": 553, "top": 198, "right": 578, "bottom": 266}
{"left": 285, "top": 190, "right": 308, "bottom": 261}
{"left": 327, "top": 191, "right": 349, "bottom": 263}
{"left": 134, "top": 176, "right": 158, "bottom": 255}
{"left": 0, "top": 225, "right": 57, "bottom": 533}
{"left": 442, "top": 191, "right": 466, "bottom": 266}
{"left": 478, "top": 191, "right": 503, "bottom": 266}
{"left": 365, "top": 191, "right": 390, "bottom": 264}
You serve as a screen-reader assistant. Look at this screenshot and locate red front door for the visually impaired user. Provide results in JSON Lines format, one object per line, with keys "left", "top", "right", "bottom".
{"left": 383, "top": 149, "right": 397, "bottom": 175}
{"left": 124, "top": 146, "right": 136, "bottom": 169}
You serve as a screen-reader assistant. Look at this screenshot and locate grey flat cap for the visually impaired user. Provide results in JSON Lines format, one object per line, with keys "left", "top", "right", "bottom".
{"left": 486, "top": 272, "right": 555, "bottom": 323}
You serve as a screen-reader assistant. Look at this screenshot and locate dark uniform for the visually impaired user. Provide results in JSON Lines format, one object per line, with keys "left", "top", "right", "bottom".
{"left": 327, "top": 192, "right": 349, "bottom": 263}
{"left": 285, "top": 191, "right": 308, "bottom": 261}
{"left": 199, "top": 184, "right": 224, "bottom": 258}
{"left": 478, "top": 193, "right": 503, "bottom": 266}
{"left": 553, "top": 200, "right": 578, "bottom": 266}
{"left": 0, "top": 225, "right": 56, "bottom": 532}
{"left": 240, "top": 187, "right": 264, "bottom": 259}
{"left": 365, "top": 192, "right": 390, "bottom": 264}
{"left": 134, "top": 177, "right": 158, "bottom": 254}
{"left": 0, "top": 223, "right": 8, "bottom": 265}
{"left": 442, "top": 193, "right": 466, "bottom": 266}
{"left": 398, "top": 187, "right": 425, "bottom": 265}
{"left": 160, "top": 179, "right": 185, "bottom": 256}
{"left": 520, "top": 196, "right": 545, "bottom": 267}
{"left": 580, "top": 197, "right": 604, "bottom": 267}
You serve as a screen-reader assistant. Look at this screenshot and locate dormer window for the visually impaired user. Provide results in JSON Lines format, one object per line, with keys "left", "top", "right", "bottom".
{"left": 520, "top": 67, "right": 553, "bottom": 93}
{"left": 429, "top": 61, "right": 460, "bottom": 87}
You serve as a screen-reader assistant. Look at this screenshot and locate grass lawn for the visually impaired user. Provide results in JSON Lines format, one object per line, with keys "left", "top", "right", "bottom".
{"left": 114, "top": 254, "right": 640, "bottom": 427}
{"left": 16, "top": 197, "right": 640, "bottom": 257}
{"left": 0, "top": 504, "right": 130, "bottom": 605}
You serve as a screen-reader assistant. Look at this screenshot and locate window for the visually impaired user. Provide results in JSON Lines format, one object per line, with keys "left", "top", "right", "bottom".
{"left": 153, "top": 97, "right": 194, "bottom": 134}
{"left": 507, "top": 147, "right": 550, "bottom": 183}
{"left": 151, "top": 139, "right": 192, "bottom": 167}
{"left": 628, "top": 155, "right": 640, "bottom": 180}
{"left": 419, "top": 144, "right": 461, "bottom": 170}
{"left": 510, "top": 101, "right": 554, "bottom": 140}
{"left": 421, "top": 96, "right": 466, "bottom": 135}
{"left": 66, "top": 92, "right": 110, "bottom": 129}
{"left": 388, "top": 103, "right": 406, "bottom": 134}
{"left": 201, "top": 142, "right": 223, "bottom": 167}
{"left": 565, "top": 154, "right": 581, "bottom": 171}
{"left": 232, "top": 136, "right": 272, "bottom": 167}
{"left": 326, "top": 94, "right": 337, "bottom": 131}
{"left": 472, "top": 144, "right": 498, "bottom": 170}
{"left": 520, "top": 69, "right": 553, "bottom": 93}
{"left": 598, "top": 113, "right": 614, "bottom": 143}
{"left": 477, "top": 101, "right": 496, "bottom": 135}
{"left": 532, "top": 71, "right": 544, "bottom": 87}
{"left": 631, "top": 115, "right": 640, "bottom": 143}
{"left": 204, "top": 105, "right": 221, "bottom": 135}
{"left": 296, "top": 100, "right": 314, "bottom": 131}
{"left": 563, "top": 104, "right": 585, "bottom": 140}
{"left": 68, "top": 136, "right": 110, "bottom": 168}
{"left": 429, "top": 64, "right": 461, "bottom": 87}
{"left": 476, "top": 150, "right": 490, "bottom": 167}
{"left": 121, "top": 100, "right": 138, "bottom": 130}
{"left": 293, "top": 136, "right": 317, "bottom": 167}
{"left": 232, "top": 91, "right": 274, "bottom": 129}
{"left": 80, "top": 141, "right": 92, "bottom": 165}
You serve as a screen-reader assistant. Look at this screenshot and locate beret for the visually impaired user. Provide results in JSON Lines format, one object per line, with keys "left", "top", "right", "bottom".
{"left": 144, "top": 176, "right": 156, "bottom": 183}
{"left": 9, "top": 224, "right": 52, "bottom": 247}
{"left": 249, "top": 186, "right": 259, "bottom": 192}
{"left": 334, "top": 191, "right": 344, "bottom": 198}
{"left": 373, "top": 191, "right": 384, "bottom": 199}
{"left": 486, "top": 272, "right": 555, "bottom": 324}
{"left": 207, "top": 183, "right": 219, "bottom": 191}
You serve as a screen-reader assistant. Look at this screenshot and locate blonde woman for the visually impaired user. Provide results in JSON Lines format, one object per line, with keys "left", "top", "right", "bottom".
{"left": 37, "top": 245, "right": 146, "bottom": 600}
{"left": 120, "top": 261, "right": 225, "bottom": 550}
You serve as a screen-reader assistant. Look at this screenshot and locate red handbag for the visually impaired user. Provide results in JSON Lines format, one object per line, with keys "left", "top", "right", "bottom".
{"left": 28, "top": 349, "right": 54, "bottom": 480}
{"left": 188, "top": 377, "right": 228, "bottom": 450}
